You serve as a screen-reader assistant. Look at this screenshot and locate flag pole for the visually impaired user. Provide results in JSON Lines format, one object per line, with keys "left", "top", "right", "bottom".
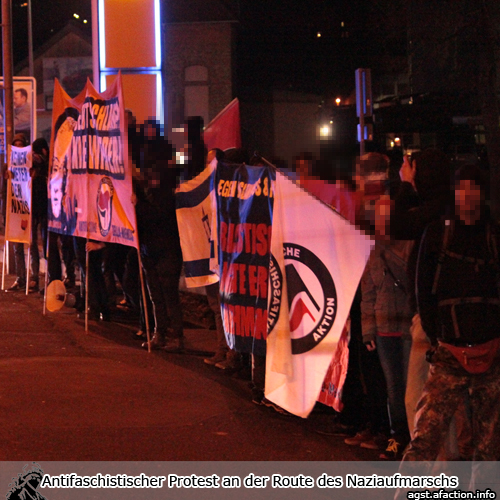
{"left": 137, "top": 249, "right": 151, "bottom": 353}
{"left": 25, "top": 246, "right": 30, "bottom": 295}
{"left": 1, "top": 241, "right": 6, "bottom": 290}
{"left": 42, "top": 235, "right": 49, "bottom": 315}
{"left": 85, "top": 241, "right": 89, "bottom": 332}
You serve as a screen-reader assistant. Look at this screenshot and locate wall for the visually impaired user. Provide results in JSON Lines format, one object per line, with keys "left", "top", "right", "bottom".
{"left": 165, "top": 22, "right": 234, "bottom": 127}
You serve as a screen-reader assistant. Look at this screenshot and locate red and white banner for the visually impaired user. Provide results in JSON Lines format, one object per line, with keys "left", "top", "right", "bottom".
{"left": 203, "top": 98, "right": 241, "bottom": 152}
{"left": 5, "top": 145, "right": 32, "bottom": 243}
{"left": 265, "top": 172, "right": 374, "bottom": 418}
{"left": 47, "top": 76, "right": 137, "bottom": 248}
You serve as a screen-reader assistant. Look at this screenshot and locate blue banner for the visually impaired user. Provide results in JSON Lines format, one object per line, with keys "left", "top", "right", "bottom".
{"left": 216, "top": 162, "right": 275, "bottom": 356}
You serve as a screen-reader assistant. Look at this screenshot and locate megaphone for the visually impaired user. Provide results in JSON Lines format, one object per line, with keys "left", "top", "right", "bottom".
{"left": 46, "top": 280, "right": 76, "bottom": 312}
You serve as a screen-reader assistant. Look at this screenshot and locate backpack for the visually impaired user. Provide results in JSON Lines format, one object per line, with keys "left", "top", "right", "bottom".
{"left": 431, "top": 218, "right": 500, "bottom": 340}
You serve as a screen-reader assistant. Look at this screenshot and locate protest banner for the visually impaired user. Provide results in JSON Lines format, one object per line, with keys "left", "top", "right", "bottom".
{"left": 175, "top": 159, "right": 219, "bottom": 288}
{"left": 203, "top": 98, "right": 241, "bottom": 152}
{"left": 5, "top": 144, "right": 32, "bottom": 243}
{"left": 265, "top": 172, "right": 374, "bottom": 418}
{"left": 216, "top": 162, "right": 275, "bottom": 356}
{"left": 47, "top": 76, "right": 137, "bottom": 248}
{"left": 0, "top": 77, "right": 37, "bottom": 154}
{"left": 2, "top": 144, "right": 32, "bottom": 292}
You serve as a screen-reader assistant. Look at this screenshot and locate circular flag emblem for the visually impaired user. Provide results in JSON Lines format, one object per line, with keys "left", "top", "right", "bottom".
{"left": 268, "top": 243, "right": 337, "bottom": 354}
{"left": 97, "top": 177, "right": 114, "bottom": 237}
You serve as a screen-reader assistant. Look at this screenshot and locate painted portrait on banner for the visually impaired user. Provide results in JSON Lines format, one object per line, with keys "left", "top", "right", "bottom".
{"left": 47, "top": 108, "right": 79, "bottom": 235}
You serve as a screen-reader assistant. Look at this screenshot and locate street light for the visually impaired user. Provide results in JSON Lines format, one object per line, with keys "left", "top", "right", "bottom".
{"left": 319, "top": 124, "right": 332, "bottom": 139}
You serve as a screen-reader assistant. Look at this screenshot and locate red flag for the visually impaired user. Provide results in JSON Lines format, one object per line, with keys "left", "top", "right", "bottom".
{"left": 203, "top": 98, "right": 241, "bottom": 151}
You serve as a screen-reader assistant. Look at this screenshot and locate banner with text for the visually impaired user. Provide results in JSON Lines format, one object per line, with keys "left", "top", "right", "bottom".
{"left": 5, "top": 145, "right": 32, "bottom": 243}
{"left": 266, "top": 172, "right": 374, "bottom": 417}
{"left": 216, "top": 162, "right": 275, "bottom": 356}
{"left": 47, "top": 77, "right": 137, "bottom": 248}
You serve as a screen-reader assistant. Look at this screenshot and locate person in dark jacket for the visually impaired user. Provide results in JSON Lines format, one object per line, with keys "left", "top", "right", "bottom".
{"left": 402, "top": 165, "right": 500, "bottom": 461}
{"left": 136, "top": 122, "right": 184, "bottom": 351}
{"left": 389, "top": 149, "right": 452, "bottom": 436}
{"left": 29, "top": 138, "right": 49, "bottom": 291}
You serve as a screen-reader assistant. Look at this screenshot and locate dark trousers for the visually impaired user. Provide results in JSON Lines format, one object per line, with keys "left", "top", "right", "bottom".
{"left": 30, "top": 213, "right": 47, "bottom": 284}
{"left": 141, "top": 252, "right": 183, "bottom": 339}
{"left": 14, "top": 242, "right": 26, "bottom": 285}
{"left": 74, "top": 237, "right": 109, "bottom": 316}
{"left": 206, "top": 282, "right": 227, "bottom": 354}
{"left": 47, "top": 233, "right": 76, "bottom": 284}
{"left": 376, "top": 335, "right": 411, "bottom": 439}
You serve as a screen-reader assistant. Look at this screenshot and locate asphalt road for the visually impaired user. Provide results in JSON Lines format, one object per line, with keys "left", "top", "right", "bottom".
{"left": 0, "top": 270, "right": 379, "bottom": 462}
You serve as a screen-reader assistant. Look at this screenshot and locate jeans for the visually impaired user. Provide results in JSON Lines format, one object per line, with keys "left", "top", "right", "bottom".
{"left": 405, "top": 314, "right": 431, "bottom": 437}
{"left": 376, "top": 334, "right": 411, "bottom": 439}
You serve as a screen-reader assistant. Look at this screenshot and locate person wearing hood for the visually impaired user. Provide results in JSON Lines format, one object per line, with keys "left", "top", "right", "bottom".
{"left": 390, "top": 148, "right": 452, "bottom": 438}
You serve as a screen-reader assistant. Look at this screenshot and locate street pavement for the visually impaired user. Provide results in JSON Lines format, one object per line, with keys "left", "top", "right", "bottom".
{"left": 0, "top": 258, "right": 379, "bottom": 462}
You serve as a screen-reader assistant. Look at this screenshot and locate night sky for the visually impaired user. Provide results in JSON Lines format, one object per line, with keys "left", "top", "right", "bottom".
{"left": 10, "top": 0, "right": 92, "bottom": 65}
{"left": 7, "top": 0, "right": 401, "bottom": 97}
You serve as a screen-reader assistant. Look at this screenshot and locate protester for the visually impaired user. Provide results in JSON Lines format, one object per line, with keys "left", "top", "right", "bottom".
{"left": 28, "top": 138, "right": 49, "bottom": 292}
{"left": 403, "top": 164, "right": 500, "bottom": 461}
{"left": 316, "top": 154, "right": 390, "bottom": 443}
{"left": 360, "top": 198, "right": 413, "bottom": 459}
{"left": 389, "top": 149, "right": 452, "bottom": 436}
{"left": 136, "top": 121, "right": 184, "bottom": 352}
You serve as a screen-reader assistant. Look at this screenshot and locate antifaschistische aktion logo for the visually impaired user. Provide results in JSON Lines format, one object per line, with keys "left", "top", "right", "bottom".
{"left": 268, "top": 243, "right": 338, "bottom": 354}
{"left": 97, "top": 176, "right": 114, "bottom": 237}
{"left": 6, "top": 463, "right": 47, "bottom": 500}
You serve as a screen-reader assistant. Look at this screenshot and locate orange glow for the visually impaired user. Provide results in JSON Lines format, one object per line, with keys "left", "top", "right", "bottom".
{"left": 106, "top": 73, "right": 158, "bottom": 124}
{"left": 104, "top": 0, "right": 156, "bottom": 69}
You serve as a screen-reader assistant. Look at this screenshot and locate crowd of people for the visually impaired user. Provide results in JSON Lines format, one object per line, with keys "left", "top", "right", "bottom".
{"left": 309, "top": 149, "right": 500, "bottom": 463}
{"left": 3, "top": 115, "right": 499, "bottom": 463}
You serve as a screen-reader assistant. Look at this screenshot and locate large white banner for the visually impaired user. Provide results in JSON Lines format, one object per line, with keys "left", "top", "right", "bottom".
{"left": 5, "top": 145, "right": 32, "bottom": 243}
{"left": 265, "top": 172, "right": 374, "bottom": 418}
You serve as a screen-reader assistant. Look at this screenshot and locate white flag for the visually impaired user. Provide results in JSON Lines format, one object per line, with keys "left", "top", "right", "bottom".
{"left": 176, "top": 159, "right": 219, "bottom": 288}
{"left": 266, "top": 172, "right": 374, "bottom": 418}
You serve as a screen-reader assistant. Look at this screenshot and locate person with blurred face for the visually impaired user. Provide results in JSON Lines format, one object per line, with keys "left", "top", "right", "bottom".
{"left": 358, "top": 198, "right": 413, "bottom": 459}
{"left": 402, "top": 165, "right": 500, "bottom": 462}
{"left": 389, "top": 149, "right": 452, "bottom": 440}
{"left": 28, "top": 138, "right": 50, "bottom": 292}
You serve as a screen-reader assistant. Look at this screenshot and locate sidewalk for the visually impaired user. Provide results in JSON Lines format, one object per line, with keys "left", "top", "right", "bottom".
{"left": 0, "top": 234, "right": 377, "bottom": 462}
